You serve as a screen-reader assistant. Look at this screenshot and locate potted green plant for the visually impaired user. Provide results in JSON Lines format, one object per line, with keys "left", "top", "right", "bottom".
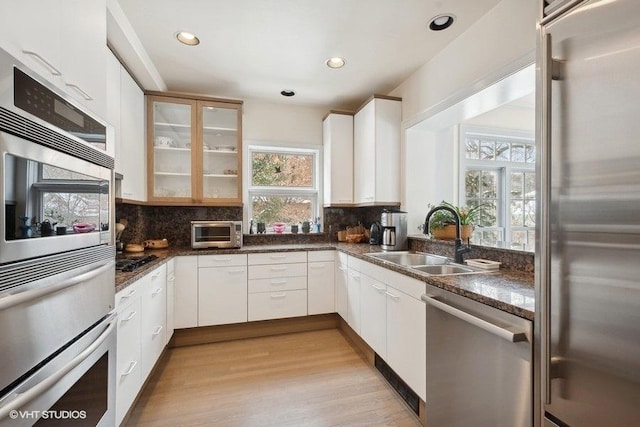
{"left": 427, "top": 200, "right": 485, "bottom": 240}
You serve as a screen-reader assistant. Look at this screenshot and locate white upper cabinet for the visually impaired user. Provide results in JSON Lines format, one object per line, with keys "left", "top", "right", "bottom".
{"left": 323, "top": 112, "right": 354, "bottom": 206}
{"left": 0, "top": 0, "right": 107, "bottom": 118}
{"left": 119, "top": 66, "right": 146, "bottom": 201}
{"left": 59, "top": 0, "right": 107, "bottom": 118}
{"left": 108, "top": 50, "right": 146, "bottom": 202}
{"left": 353, "top": 97, "right": 402, "bottom": 206}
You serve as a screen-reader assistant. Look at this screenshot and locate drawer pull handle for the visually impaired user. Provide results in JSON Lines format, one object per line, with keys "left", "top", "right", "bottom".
{"left": 65, "top": 83, "right": 93, "bottom": 101}
{"left": 270, "top": 280, "right": 287, "bottom": 286}
{"left": 167, "top": 274, "right": 176, "bottom": 281}
{"left": 385, "top": 291, "right": 399, "bottom": 300}
{"left": 338, "top": 266, "right": 347, "bottom": 272}
{"left": 152, "top": 325, "right": 164, "bottom": 336}
{"left": 270, "top": 266, "right": 287, "bottom": 272}
{"left": 309, "top": 265, "right": 325, "bottom": 270}
{"left": 371, "top": 284, "right": 385, "bottom": 292}
{"left": 122, "top": 311, "right": 137, "bottom": 322}
{"left": 121, "top": 361, "right": 137, "bottom": 377}
{"left": 269, "top": 254, "right": 287, "bottom": 259}
{"left": 120, "top": 289, "right": 137, "bottom": 300}
{"left": 270, "top": 293, "right": 287, "bottom": 299}
{"left": 349, "top": 272, "right": 360, "bottom": 279}
{"left": 213, "top": 257, "right": 233, "bottom": 262}
{"left": 228, "top": 268, "right": 245, "bottom": 274}
{"left": 22, "top": 50, "right": 61, "bottom": 75}
{"left": 151, "top": 287, "right": 163, "bottom": 296}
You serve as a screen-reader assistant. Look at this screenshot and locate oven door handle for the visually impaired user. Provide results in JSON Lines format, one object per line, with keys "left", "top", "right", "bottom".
{"left": 0, "top": 260, "right": 114, "bottom": 311}
{"left": 0, "top": 312, "right": 116, "bottom": 419}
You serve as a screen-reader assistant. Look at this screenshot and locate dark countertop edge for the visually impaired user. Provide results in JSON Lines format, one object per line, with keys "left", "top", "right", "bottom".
{"left": 115, "top": 243, "right": 535, "bottom": 321}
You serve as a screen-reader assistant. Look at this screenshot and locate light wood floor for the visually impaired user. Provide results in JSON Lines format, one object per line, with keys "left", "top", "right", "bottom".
{"left": 126, "top": 329, "right": 422, "bottom": 427}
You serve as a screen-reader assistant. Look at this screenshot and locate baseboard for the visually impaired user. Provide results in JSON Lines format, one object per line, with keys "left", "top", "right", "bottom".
{"left": 169, "top": 313, "right": 340, "bottom": 347}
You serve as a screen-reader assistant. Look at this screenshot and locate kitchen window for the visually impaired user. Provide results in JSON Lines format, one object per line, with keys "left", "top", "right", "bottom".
{"left": 459, "top": 126, "right": 535, "bottom": 246}
{"left": 247, "top": 146, "right": 320, "bottom": 231}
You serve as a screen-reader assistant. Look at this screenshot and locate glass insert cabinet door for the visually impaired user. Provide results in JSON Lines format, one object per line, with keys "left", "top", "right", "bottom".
{"left": 199, "top": 100, "right": 242, "bottom": 201}
{"left": 147, "top": 94, "right": 243, "bottom": 205}
{"left": 149, "top": 97, "right": 195, "bottom": 202}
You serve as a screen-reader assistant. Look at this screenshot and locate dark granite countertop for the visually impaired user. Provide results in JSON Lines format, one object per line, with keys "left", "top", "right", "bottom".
{"left": 115, "top": 243, "right": 534, "bottom": 321}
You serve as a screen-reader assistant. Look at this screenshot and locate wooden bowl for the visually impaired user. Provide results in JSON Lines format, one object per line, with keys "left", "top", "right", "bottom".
{"left": 125, "top": 243, "right": 145, "bottom": 253}
{"left": 345, "top": 234, "right": 364, "bottom": 243}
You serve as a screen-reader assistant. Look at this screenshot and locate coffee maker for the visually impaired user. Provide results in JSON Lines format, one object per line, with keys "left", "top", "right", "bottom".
{"left": 380, "top": 210, "right": 408, "bottom": 251}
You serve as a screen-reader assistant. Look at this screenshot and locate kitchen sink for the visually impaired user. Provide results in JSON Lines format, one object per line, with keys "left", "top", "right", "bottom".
{"left": 412, "top": 264, "right": 478, "bottom": 275}
{"left": 366, "top": 251, "right": 449, "bottom": 266}
{"left": 366, "top": 251, "right": 485, "bottom": 276}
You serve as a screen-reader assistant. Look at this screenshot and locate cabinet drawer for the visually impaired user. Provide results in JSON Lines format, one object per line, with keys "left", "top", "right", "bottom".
{"left": 248, "top": 251, "right": 307, "bottom": 265}
{"left": 307, "top": 250, "right": 335, "bottom": 262}
{"left": 248, "top": 290, "right": 307, "bottom": 321}
{"left": 337, "top": 251, "right": 348, "bottom": 267}
{"left": 248, "top": 276, "right": 307, "bottom": 294}
{"left": 116, "top": 301, "right": 141, "bottom": 365}
{"left": 248, "top": 262, "right": 307, "bottom": 280}
{"left": 347, "top": 255, "right": 364, "bottom": 272}
{"left": 115, "top": 281, "right": 142, "bottom": 309}
{"left": 199, "top": 254, "right": 247, "bottom": 268}
{"left": 115, "top": 357, "right": 141, "bottom": 426}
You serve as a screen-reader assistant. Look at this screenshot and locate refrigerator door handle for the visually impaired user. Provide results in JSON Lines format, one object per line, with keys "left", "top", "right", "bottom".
{"left": 538, "top": 29, "right": 555, "bottom": 406}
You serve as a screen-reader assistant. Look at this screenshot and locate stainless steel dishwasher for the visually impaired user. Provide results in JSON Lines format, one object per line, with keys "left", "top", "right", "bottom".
{"left": 422, "top": 284, "right": 532, "bottom": 427}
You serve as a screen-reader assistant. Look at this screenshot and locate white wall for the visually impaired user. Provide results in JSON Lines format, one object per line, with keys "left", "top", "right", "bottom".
{"left": 390, "top": 0, "right": 537, "bottom": 125}
{"left": 242, "top": 99, "right": 325, "bottom": 147}
{"left": 404, "top": 127, "right": 456, "bottom": 234}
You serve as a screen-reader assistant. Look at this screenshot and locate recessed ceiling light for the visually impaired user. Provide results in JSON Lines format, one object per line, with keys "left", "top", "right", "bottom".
{"left": 176, "top": 31, "right": 200, "bottom": 46}
{"left": 428, "top": 14, "right": 455, "bottom": 31}
{"left": 325, "top": 57, "right": 346, "bottom": 69}
{"left": 280, "top": 90, "right": 295, "bottom": 97}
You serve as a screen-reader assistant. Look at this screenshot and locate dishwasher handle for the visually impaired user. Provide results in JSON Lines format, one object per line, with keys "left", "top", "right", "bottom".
{"left": 421, "top": 295, "right": 528, "bottom": 343}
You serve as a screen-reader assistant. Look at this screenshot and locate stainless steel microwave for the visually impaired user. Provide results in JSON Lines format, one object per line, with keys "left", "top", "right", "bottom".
{"left": 191, "top": 221, "right": 243, "bottom": 249}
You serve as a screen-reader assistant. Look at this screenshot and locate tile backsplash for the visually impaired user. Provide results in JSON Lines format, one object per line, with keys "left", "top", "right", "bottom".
{"left": 408, "top": 235, "right": 534, "bottom": 272}
{"left": 116, "top": 204, "right": 242, "bottom": 248}
{"left": 116, "top": 203, "right": 399, "bottom": 247}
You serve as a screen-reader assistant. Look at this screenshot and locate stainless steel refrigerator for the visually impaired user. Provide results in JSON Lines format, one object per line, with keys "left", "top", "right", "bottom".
{"left": 536, "top": 0, "right": 640, "bottom": 426}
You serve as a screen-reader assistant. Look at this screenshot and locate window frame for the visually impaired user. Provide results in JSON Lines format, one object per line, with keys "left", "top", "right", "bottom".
{"left": 247, "top": 144, "right": 321, "bottom": 232}
{"left": 458, "top": 125, "right": 535, "bottom": 245}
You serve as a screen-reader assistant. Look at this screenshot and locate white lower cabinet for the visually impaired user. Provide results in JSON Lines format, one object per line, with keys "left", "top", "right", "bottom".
{"left": 335, "top": 252, "right": 348, "bottom": 321}
{"left": 359, "top": 272, "right": 387, "bottom": 359}
{"left": 140, "top": 264, "right": 167, "bottom": 380}
{"left": 386, "top": 283, "right": 426, "bottom": 401}
{"left": 307, "top": 251, "right": 335, "bottom": 315}
{"left": 115, "top": 282, "right": 142, "bottom": 426}
{"left": 248, "top": 251, "right": 308, "bottom": 321}
{"left": 115, "top": 263, "right": 167, "bottom": 426}
{"left": 358, "top": 259, "right": 427, "bottom": 401}
{"left": 347, "top": 256, "right": 363, "bottom": 334}
{"left": 174, "top": 256, "right": 198, "bottom": 328}
{"left": 198, "top": 254, "right": 248, "bottom": 326}
{"left": 165, "top": 258, "right": 175, "bottom": 345}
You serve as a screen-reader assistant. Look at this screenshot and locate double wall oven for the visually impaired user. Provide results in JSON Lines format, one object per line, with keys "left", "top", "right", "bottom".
{"left": 0, "top": 46, "right": 116, "bottom": 426}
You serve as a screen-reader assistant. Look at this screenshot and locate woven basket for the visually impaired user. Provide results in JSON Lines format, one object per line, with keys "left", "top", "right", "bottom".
{"left": 431, "top": 224, "right": 473, "bottom": 240}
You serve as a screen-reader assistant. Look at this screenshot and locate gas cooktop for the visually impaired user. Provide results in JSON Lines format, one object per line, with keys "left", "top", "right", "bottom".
{"left": 115, "top": 255, "right": 158, "bottom": 272}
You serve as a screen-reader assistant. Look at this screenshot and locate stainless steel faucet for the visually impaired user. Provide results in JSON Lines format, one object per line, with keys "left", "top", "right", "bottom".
{"left": 424, "top": 206, "right": 472, "bottom": 264}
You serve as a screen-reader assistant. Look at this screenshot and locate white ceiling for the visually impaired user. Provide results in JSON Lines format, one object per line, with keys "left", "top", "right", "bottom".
{"left": 115, "top": 0, "right": 502, "bottom": 110}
